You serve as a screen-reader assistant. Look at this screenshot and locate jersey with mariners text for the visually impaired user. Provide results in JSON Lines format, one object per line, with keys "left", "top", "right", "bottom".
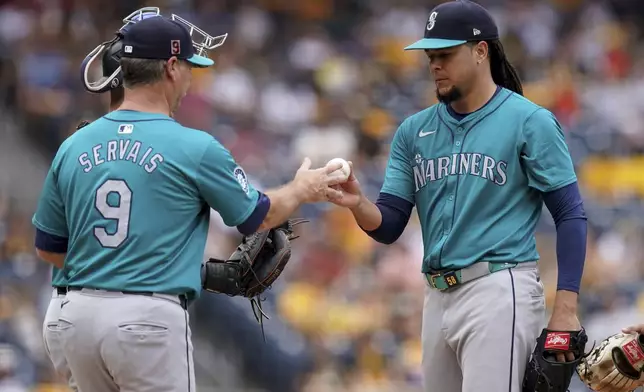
{"left": 32, "top": 110, "right": 259, "bottom": 298}
{"left": 381, "top": 88, "right": 577, "bottom": 273}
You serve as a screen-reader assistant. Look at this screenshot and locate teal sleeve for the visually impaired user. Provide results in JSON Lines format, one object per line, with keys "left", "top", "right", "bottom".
{"left": 381, "top": 120, "right": 416, "bottom": 204}
{"left": 32, "top": 164, "right": 68, "bottom": 238}
{"left": 196, "top": 140, "right": 259, "bottom": 227}
{"left": 521, "top": 109, "right": 577, "bottom": 192}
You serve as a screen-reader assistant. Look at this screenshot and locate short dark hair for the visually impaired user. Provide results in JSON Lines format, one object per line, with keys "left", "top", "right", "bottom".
{"left": 110, "top": 87, "right": 124, "bottom": 109}
{"left": 120, "top": 58, "right": 166, "bottom": 88}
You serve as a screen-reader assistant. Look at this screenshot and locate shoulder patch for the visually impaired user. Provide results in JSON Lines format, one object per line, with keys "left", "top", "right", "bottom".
{"left": 233, "top": 166, "right": 250, "bottom": 194}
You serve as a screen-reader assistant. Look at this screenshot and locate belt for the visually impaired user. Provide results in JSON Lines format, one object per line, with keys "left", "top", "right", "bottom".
{"left": 425, "top": 262, "right": 522, "bottom": 291}
{"left": 67, "top": 287, "right": 189, "bottom": 309}
{"left": 54, "top": 286, "right": 68, "bottom": 295}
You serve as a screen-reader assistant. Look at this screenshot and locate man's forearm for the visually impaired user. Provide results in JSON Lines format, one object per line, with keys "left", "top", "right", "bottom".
{"left": 350, "top": 195, "right": 382, "bottom": 231}
{"left": 258, "top": 183, "right": 304, "bottom": 231}
{"left": 553, "top": 290, "right": 578, "bottom": 314}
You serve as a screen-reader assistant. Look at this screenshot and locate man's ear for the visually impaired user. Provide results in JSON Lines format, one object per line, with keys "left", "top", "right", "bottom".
{"left": 165, "top": 57, "right": 180, "bottom": 80}
{"left": 474, "top": 41, "right": 489, "bottom": 63}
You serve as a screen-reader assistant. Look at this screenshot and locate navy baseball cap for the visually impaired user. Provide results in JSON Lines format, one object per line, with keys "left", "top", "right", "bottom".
{"left": 405, "top": 0, "right": 499, "bottom": 51}
{"left": 121, "top": 16, "right": 214, "bottom": 67}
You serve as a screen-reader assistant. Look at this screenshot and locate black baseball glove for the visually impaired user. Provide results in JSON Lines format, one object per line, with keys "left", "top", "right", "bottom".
{"left": 522, "top": 328, "right": 589, "bottom": 392}
{"left": 201, "top": 218, "right": 307, "bottom": 339}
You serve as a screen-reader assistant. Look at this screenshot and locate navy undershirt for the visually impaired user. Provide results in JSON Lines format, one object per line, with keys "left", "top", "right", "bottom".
{"left": 35, "top": 229, "right": 68, "bottom": 253}
{"left": 237, "top": 192, "right": 270, "bottom": 235}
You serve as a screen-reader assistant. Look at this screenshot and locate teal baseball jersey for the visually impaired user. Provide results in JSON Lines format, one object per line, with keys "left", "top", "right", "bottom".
{"left": 381, "top": 88, "right": 577, "bottom": 273}
{"left": 32, "top": 110, "right": 259, "bottom": 298}
{"left": 51, "top": 267, "right": 66, "bottom": 287}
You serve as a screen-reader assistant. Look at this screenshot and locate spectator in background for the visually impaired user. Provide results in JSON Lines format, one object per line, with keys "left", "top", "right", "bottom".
{"left": 0, "top": 343, "right": 28, "bottom": 392}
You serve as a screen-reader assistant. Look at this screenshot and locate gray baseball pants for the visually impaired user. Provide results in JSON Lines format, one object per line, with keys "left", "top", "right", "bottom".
{"left": 57, "top": 288, "right": 195, "bottom": 392}
{"left": 43, "top": 288, "right": 78, "bottom": 391}
{"left": 421, "top": 263, "right": 546, "bottom": 392}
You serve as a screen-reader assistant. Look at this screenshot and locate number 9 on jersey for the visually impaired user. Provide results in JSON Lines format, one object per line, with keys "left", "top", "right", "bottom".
{"left": 94, "top": 179, "right": 132, "bottom": 248}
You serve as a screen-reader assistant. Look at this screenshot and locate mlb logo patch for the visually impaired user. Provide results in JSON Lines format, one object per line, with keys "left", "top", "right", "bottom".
{"left": 171, "top": 40, "right": 181, "bottom": 55}
{"left": 118, "top": 124, "right": 134, "bottom": 134}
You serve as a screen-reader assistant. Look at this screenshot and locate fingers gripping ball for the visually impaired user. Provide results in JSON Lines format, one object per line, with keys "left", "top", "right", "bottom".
{"left": 577, "top": 332, "right": 644, "bottom": 392}
{"left": 522, "top": 328, "right": 589, "bottom": 392}
{"left": 326, "top": 158, "right": 351, "bottom": 183}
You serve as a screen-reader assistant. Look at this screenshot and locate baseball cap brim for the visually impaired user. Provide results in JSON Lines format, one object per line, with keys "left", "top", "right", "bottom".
{"left": 187, "top": 54, "right": 214, "bottom": 67}
{"left": 404, "top": 38, "right": 467, "bottom": 51}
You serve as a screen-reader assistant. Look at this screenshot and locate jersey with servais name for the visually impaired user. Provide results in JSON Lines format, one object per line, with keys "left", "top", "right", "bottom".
{"left": 32, "top": 110, "right": 259, "bottom": 299}
{"left": 382, "top": 88, "right": 576, "bottom": 273}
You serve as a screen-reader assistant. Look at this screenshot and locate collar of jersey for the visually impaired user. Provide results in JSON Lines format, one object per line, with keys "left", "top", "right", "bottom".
{"left": 438, "top": 87, "right": 512, "bottom": 127}
{"left": 104, "top": 109, "right": 175, "bottom": 122}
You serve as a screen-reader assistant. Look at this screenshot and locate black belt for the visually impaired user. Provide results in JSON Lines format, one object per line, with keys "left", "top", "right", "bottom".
{"left": 67, "top": 286, "right": 188, "bottom": 309}
{"left": 54, "top": 286, "right": 68, "bottom": 295}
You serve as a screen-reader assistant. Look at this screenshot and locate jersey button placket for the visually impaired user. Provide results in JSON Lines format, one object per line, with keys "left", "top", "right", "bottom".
{"left": 435, "top": 124, "right": 465, "bottom": 267}
{"left": 442, "top": 181, "right": 455, "bottom": 231}
{"left": 452, "top": 140, "right": 462, "bottom": 153}
{"left": 453, "top": 126, "right": 464, "bottom": 153}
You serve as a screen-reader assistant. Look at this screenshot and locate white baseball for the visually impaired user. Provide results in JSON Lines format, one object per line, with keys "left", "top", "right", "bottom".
{"left": 326, "top": 158, "right": 351, "bottom": 182}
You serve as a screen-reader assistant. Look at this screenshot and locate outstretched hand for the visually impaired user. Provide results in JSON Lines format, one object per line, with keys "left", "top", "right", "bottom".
{"left": 293, "top": 157, "right": 345, "bottom": 203}
{"left": 325, "top": 161, "right": 363, "bottom": 208}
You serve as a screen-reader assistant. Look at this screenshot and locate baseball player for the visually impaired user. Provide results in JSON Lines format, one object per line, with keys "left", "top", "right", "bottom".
{"left": 32, "top": 15, "right": 344, "bottom": 392}
{"left": 40, "top": 8, "right": 158, "bottom": 390}
{"left": 327, "top": 1, "right": 587, "bottom": 391}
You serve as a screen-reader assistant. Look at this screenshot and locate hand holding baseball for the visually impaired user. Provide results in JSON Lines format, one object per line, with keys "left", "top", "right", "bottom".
{"left": 293, "top": 157, "right": 345, "bottom": 203}
{"left": 324, "top": 158, "right": 363, "bottom": 208}
{"left": 325, "top": 158, "right": 351, "bottom": 183}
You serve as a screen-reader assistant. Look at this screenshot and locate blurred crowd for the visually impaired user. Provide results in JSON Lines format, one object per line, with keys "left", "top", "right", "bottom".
{"left": 0, "top": 0, "right": 643, "bottom": 391}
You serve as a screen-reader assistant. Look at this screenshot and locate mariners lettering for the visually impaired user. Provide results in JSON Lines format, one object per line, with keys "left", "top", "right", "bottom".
{"left": 78, "top": 140, "right": 164, "bottom": 174}
{"left": 413, "top": 152, "right": 507, "bottom": 191}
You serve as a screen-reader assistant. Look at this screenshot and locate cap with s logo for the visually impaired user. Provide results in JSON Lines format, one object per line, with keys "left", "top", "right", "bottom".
{"left": 405, "top": 0, "right": 499, "bottom": 51}
{"left": 121, "top": 16, "right": 214, "bottom": 67}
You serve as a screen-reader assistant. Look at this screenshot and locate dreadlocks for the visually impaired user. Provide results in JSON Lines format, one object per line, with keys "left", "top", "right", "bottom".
{"left": 487, "top": 40, "right": 523, "bottom": 96}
